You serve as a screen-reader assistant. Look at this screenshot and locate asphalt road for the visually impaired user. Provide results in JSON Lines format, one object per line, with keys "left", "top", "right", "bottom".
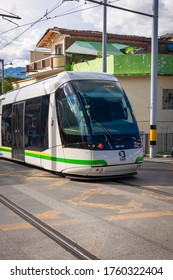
{"left": 0, "top": 157, "right": 173, "bottom": 260}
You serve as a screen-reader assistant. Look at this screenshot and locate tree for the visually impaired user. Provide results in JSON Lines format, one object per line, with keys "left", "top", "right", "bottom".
{"left": 0, "top": 76, "right": 15, "bottom": 95}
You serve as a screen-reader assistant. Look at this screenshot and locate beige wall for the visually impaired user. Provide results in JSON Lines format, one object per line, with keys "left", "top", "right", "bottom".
{"left": 12, "top": 77, "right": 36, "bottom": 89}
{"left": 51, "top": 34, "right": 66, "bottom": 54}
{"left": 157, "top": 76, "right": 173, "bottom": 133}
{"left": 118, "top": 76, "right": 173, "bottom": 133}
{"left": 30, "top": 50, "right": 51, "bottom": 63}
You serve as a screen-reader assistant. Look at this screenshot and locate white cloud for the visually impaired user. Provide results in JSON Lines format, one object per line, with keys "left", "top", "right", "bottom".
{"left": 81, "top": 0, "right": 171, "bottom": 36}
{"left": 0, "top": 0, "right": 172, "bottom": 67}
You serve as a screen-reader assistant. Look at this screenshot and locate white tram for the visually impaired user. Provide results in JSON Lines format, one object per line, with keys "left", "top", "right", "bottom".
{"left": 0, "top": 71, "right": 143, "bottom": 179}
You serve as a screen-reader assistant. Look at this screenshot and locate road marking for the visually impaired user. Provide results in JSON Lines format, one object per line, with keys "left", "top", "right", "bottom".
{"left": 0, "top": 172, "right": 23, "bottom": 177}
{"left": 0, "top": 223, "right": 33, "bottom": 231}
{"left": 104, "top": 211, "right": 173, "bottom": 221}
{"left": 20, "top": 175, "right": 56, "bottom": 182}
{"left": 68, "top": 188, "right": 152, "bottom": 212}
{"left": 0, "top": 219, "right": 79, "bottom": 231}
{"left": 0, "top": 170, "right": 36, "bottom": 176}
{"left": 141, "top": 191, "right": 173, "bottom": 201}
{"left": 0, "top": 210, "right": 78, "bottom": 231}
{"left": 36, "top": 210, "right": 61, "bottom": 219}
{"left": 49, "top": 178, "right": 70, "bottom": 187}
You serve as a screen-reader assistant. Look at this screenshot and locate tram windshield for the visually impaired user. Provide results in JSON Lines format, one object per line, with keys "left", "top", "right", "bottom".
{"left": 74, "top": 80, "right": 141, "bottom": 149}
{"left": 56, "top": 79, "right": 140, "bottom": 149}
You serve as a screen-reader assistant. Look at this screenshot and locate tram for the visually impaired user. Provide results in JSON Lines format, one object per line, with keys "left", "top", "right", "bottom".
{"left": 0, "top": 71, "right": 143, "bottom": 179}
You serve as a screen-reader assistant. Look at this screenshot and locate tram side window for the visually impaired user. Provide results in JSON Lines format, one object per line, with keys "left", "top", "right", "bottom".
{"left": 25, "top": 97, "right": 41, "bottom": 151}
{"left": 25, "top": 96, "right": 49, "bottom": 151}
{"left": 1, "top": 104, "right": 12, "bottom": 147}
{"left": 40, "top": 95, "right": 49, "bottom": 150}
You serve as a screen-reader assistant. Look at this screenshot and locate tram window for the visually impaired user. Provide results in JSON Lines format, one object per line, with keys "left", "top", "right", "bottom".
{"left": 25, "top": 97, "right": 41, "bottom": 150}
{"left": 1, "top": 104, "right": 12, "bottom": 147}
{"left": 40, "top": 95, "right": 49, "bottom": 150}
{"left": 55, "top": 84, "right": 89, "bottom": 145}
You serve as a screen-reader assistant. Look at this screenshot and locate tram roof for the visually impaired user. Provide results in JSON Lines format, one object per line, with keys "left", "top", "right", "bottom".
{"left": 0, "top": 71, "right": 118, "bottom": 105}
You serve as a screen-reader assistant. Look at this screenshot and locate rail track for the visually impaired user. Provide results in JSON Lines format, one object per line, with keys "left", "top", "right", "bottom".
{"left": 114, "top": 179, "right": 173, "bottom": 197}
{"left": 0, "top": 194, "right": 100, "bottom": 260}
{"left": 1, "top": 159, "right": 173, "bottom": 259}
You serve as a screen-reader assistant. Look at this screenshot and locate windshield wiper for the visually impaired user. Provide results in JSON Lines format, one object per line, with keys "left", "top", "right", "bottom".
{"left": 92, "top": 120, "right": 117, "bottom": 148}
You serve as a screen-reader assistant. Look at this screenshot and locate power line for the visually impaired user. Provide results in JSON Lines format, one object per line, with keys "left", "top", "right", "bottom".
{"left": 46, "top": 3, "right": 100, "bottom": 19}
{"left": 0, "top": 2, "right": 99, "bottom": 37}
{"left": 0, "top": 2, "right": 64, "bottom": 51}
{"left": 2, "top": 17, "right": 19, "bottom": 27}
{"left": 0, "top": 7, "right": 21, "bottom": 19}
{"left": 0, "top": 13, "right": 21, "bottom": 19}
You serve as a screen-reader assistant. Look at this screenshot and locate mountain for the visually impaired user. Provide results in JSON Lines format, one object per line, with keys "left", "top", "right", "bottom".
{"left": 4, "top": 67, "right": 27, "bottom": 79}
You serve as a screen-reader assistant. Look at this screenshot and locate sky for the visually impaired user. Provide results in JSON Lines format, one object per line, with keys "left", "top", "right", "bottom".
{"left": 0, "top": 0, "right": 172, "bottom": 68}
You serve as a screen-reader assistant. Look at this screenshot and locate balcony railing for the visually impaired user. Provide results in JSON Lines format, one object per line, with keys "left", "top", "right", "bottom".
{"left": 26, "top": 55, "right": 65, "bottom": 74}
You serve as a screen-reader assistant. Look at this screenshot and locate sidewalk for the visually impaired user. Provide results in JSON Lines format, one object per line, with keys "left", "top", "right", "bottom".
{"left": 144, "top": 154, "right": 173, "bottom": 164}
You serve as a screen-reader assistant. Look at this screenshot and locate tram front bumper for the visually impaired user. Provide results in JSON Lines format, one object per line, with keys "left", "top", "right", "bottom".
{"left": 61, "top": 148, "right": 143, "bottom": 178}
{"left": 62, "top": 163, "right": 140, "bottom": 178}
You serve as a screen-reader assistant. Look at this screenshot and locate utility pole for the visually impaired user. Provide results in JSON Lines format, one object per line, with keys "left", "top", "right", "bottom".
{"left": 150, "top": 0, "right": 158, "bottom": 158}
{"left": 102, "top": 0, "right": 107, "bottom": 72}
{"left": 0, "top": 59, "right": 4, "bottom": 94}
{"left": 0, "top": 12, "right": 21, "bottom": 95}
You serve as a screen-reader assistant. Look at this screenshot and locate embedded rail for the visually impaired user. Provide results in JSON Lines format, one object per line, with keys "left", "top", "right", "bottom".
{"left": 0, "top": 194, "right": 99, "bottom": 260}
{"left": 115, "top": 179, "right": 173, "bottom": 197}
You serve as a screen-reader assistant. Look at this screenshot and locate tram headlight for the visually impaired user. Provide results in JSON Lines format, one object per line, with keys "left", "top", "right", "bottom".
{"left": 89, "top": 143, "right": 104, "bottom": 149}
{"left": 97, "top": 143, "right": 103, "bottom": 149}
{"left": 133, "top": 141, "right": 142, "bottom": 148}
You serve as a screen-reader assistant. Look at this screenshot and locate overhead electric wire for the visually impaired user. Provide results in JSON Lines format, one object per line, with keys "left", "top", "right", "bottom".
{"left": 0, "top": 2, "right": 100, "bottom": 37}
{"left": 46, "top": 1, "right": 64, "bottom": 14}
{"left": 0, "top": 7, "right": 20, "bottom": 18}
{"left": 0, "top": 1, "right": 63, "bottom": 51}
{"left": 45, "top": 3, "right": 100, "bottom": 19}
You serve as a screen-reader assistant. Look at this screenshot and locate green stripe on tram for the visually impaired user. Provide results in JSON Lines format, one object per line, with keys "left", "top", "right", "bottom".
{"left": 24, "top": 150, "right": 108, "bottom": 166}
{"left": 0, "top": 146, "right": 12, "bottom": 153}
{"left": 135, "top": 156, "right": 144, "bottom": 164}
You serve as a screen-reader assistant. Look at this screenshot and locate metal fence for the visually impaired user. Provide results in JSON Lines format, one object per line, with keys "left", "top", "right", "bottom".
{"left": 141, "top": 132, "right": 173, "bottom": 155}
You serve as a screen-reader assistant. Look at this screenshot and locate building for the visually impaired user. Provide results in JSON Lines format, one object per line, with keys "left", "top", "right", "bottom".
{"left": 23, "top": 27, "right": 173, "bottom": 153}
{"left": 26, "top": 27, "right": 151, "bottom": 80}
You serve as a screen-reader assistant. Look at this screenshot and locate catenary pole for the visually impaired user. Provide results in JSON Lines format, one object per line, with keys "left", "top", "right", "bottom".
{"left": 0, "top": 13, "right": 21, "bottom": 95}
{"left": 102, "top": 0, "right": 107, "bottom": 72}
{"left": 150, "top": 0, "right": 158, "bottom": 158}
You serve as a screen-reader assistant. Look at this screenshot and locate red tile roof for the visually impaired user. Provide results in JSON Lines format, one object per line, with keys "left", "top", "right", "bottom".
{"left": 36, "top": 26, "right": 151, "bottom": 48}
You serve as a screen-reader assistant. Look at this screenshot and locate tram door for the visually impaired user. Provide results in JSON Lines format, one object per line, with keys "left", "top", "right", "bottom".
{"left": 12, "top": 102, "right": 25, "bottom": 161}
